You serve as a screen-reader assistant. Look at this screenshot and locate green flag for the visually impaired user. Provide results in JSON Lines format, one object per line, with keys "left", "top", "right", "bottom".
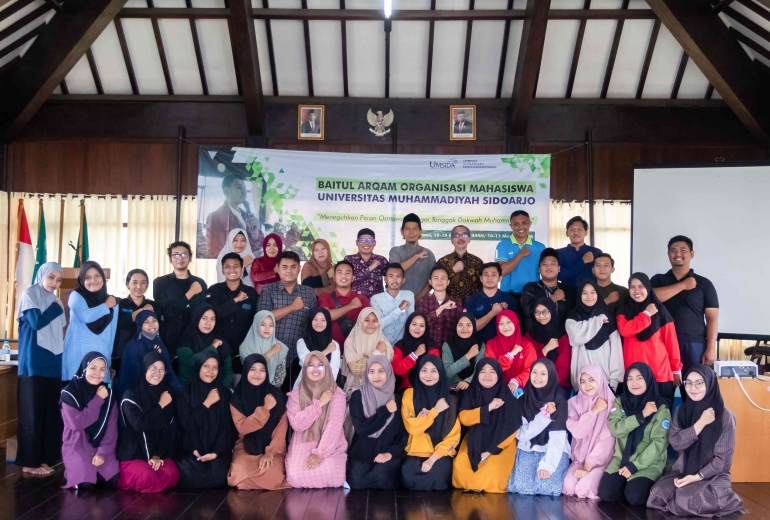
{"left": 74, "top": 204, "right": 89, "bottom": 268}
{"left": 31, "top": 206, "right": 47, "bottom": 283}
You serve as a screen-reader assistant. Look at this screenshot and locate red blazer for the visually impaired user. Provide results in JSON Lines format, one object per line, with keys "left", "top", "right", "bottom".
{"left": 525, "top": 333, "right": 572, "bottom": 389}
{"left": 391, "top": 344, "right": 441, "bottom": 390}
{"left": 205, "top": 203, "right": 263, "bottom": 259}
{"left": 317, "top": 290, "right": 371, "bottom": 347}
{"left": 617, "top": 313, "right": 682, "bottom": 383}
{"left": 484, "top": 336, "right": 537, "bottom": 390}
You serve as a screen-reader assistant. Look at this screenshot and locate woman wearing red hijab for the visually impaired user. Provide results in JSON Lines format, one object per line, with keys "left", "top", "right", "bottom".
{"left": 484, "top": 310, "right": 537, "bottom": 394}
{"left": 250, "top": 234, "right": 283, "bottom": 294}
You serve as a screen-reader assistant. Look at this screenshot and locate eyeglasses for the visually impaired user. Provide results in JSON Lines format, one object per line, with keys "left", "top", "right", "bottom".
{"left": 452, "top": 233, "right": 470, "bottom": 239}
{"left": 358, "top": 238, "right": 375, "bottom": 244}
{"left": 148, "top": 367, "right": 166, "bottom": 374}
{"left": 171, "top": 253, "right": 190, "bottom": 259}
{"left": 306, "top": 364, "right": 326, "bottom": 371}
{"left": 534, "top": 309, "right": 551, "bottom": 317}
{"left": 683, "top": 380, "right": 706, "bottom": 389}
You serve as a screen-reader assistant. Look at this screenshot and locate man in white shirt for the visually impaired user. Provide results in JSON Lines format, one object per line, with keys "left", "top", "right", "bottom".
{"left": 371, "top": 263, "right": 414, "bottom": 345}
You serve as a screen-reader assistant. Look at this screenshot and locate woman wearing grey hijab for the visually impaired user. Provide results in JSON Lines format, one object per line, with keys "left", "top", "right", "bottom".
{"left": 346, "top": 354, "right": 407, "bottom": 489}
{"left": 16, "top": 262, "right": 67, "bottom": 475}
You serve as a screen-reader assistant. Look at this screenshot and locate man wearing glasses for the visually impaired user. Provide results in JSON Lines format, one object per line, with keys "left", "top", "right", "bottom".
{"left": 520, "top": 248, "right": 574, "bottom": 334}
{"left": 153, "top": 241, "right": 208, "bottom": 355}
{"left": 437, "top": 225, "right": 483, "bottom": 303}
{"left": 344, "top": 228, "right": 388, "bottom": 298}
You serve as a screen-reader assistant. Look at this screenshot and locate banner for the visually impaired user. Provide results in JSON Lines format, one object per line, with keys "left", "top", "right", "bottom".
{"left": 197, "top": 148, "right": 551, "bottom": 263}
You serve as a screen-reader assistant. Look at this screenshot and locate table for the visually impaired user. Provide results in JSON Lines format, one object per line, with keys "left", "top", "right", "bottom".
{"left": 719, "top": 377, "right": 770, "bottom": 482}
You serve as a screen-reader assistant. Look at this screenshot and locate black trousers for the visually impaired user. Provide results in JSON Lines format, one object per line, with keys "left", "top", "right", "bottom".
{"left": 400, "top": 455, "right": 452, "bottom": 491}
{"left": 347, "top": 457, "right": 402, "bottom": 489}
{"left": 658, "top": 381, "right": 675, "bottom": 405}
{"left": 598, "top": 472, "right": 655, "bottom": 506}
{"left": 15, "top": 375, "right": 63, "bottom": 468}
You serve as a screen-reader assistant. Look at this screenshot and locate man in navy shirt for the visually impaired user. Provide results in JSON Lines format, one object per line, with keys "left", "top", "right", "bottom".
{"left": 557, "top": 216, "right": 602, "bottom": 288}
{"left": 463, "top": 262, "right": 518, "bottom": 343}
{"left": 652, "top": 236, "right": 719, "bottom": 378}
{"left": 520, "top": 248, "right": 575, "bottom": 334}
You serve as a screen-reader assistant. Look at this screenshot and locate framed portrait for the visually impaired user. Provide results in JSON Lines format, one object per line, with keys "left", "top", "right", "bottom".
{"left": 298, "top": 105, "right": 324, "bottom": 140}
{"left": 450, "top": 105, "right": 476, "bottom": 141}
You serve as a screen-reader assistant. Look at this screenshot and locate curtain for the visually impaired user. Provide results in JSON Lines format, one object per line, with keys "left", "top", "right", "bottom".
{"left": 4, "top": 193, "right": 123, "bottom": 336}
{"left": 549, "top": 200, "right": 632, "bottom": 284}
{"left": 127, "top": 196, "right": 216, "bottom": 300}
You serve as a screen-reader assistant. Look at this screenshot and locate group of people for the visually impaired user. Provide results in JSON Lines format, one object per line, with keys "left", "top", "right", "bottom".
{"left": 13, "top": 210, "right": 740, "bottom": 517}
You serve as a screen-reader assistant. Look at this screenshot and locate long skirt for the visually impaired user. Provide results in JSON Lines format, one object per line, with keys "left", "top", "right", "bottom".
{"left": 175, "top": 453, "right": 230, "bottom": 489}
{"left": 117, "top": 459, "right": 180, "bottom": 493}
{"left": 227, "top": 443, "right": 291, "bottom": 490}
{"left": 647, "top": 470, "right": 743, "bottom": 517}
{"left": 15, "top": 375, "right": 62, "bottom": 468}
{"left": 347, "top": 456, "right": 402, "bottom": 490}
{"left": 562, "top": 462, "right": 607, "bottom": 499}
{"left": 452, "top": 437, "right": 516, "bottom": 494}
{"left": 400, "top": 455, "right": 453, "bottom": 491}
{"left": 507, "top": 450, "right": 569, "bottom": 496}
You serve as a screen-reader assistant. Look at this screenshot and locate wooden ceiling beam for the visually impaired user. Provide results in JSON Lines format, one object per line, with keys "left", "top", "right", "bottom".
{"left": 301, "top": 0, "right": 314, "bottom": 97}
{"left": 151, "top": 18, "right": 174, "bottom": 95}
{"left": 229, "top": 0, "right": 264, "bottom": 135}
{"left": 85, "top": 48, "right": 104, "bottom": 95}
{"left": 425, "top": 0, "right": 436, "bottom": 98}
{"left": 0, "top": 0, "right": 129, "bottom": 142}
{"left": 0, "top": 0, "right": 36, "bottom": 23}
{"left": 635, "top": 18, "right": 660, "bottom": 98}
{"left": 340, "top": 0, "right": 349, "bottom": 97}
{"left": 600, "top": 0, "right": 629, "bottom": 98}
{"left": 495, "top": 0, "right": 515, "bottom": 99}
{"left": 262, "top": 0, "right": 279, "bottom": 96}
{"left": 510, "top": 0, "right": 551, "bottom": 137}
{"left": 566, "top": 0, "right": 590, "bottom": 99}
{"left": 114, "top": 17, "right": 139, "bottom": 95}
{"left": 0, "top": 4, "right": 51, "bottom": 41}
{"left": 646, "top": 0, "right": 770, "bottom": 145}
{"left": 117, "top": 7, "right": 655, "bottom": 21}
{"left": 460, "top": 0, "right": 475, "bottom": 99}
{"left": 0, "top": 23, "right": 44, "bottom": 60}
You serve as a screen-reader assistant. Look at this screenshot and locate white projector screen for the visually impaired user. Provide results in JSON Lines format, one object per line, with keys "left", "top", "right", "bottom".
{"left": 632, "top": 165, "right": 770, "bottom": 338}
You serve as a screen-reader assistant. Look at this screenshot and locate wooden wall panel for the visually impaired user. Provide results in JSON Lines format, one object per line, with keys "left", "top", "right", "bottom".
{"left": 7, "top": 139, "right": 767, "bottom": 200}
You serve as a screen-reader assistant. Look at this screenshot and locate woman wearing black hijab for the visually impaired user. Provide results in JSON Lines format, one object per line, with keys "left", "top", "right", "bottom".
{"left": 648, "top": 365, "right": 742, "bottom": 516}
{"left": 228, "top": 354, "right": 290, "bottom": 490}
{"left": 507, "top": 359, "right": 570, "bottom": 496}
{"left": 524, "top": 298, "right": 572, "bottom": 399}
{"left": 442, "top": 312, "right": 485, "bottom": 391}
{"left": 453, "top": 359, "right": 522, "bottom": 493}
{"left": 60, "top": 352, "right": 119, "bottom": 489}
{"left": 117, "top": 350, "right": 180, "bottom": 493}
{"left": 62, "top": 261, "right": 120, "bottom": 384}
{"left": 392, "top": 313, "right": 439, "bottom": 391}
{"left": 565, "top": 282, "right": 624, "bottom": 392}
{"left": 176, "top": 304, "right": 233, "bottom": 388}
{"left": 174, "top": 350, "right": 233, "bottom": 488}
{"left": 618, "top": 273, "right": 682, "bottom": 403}
{"left": 400, "top": 354, "right": 461, "bottom": 490}
{"left": 598, "top": 362, "right": 671, "bottom": 506}
{"left": 294, "top": 307, "right": 340, "bottom": 388}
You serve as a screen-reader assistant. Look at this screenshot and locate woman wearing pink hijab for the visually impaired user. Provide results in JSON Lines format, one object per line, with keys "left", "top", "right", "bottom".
{"left": 563, "top": 364, "right": 616, "bottom": 499}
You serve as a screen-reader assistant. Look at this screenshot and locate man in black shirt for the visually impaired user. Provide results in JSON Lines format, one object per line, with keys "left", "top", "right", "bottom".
{"left": 651, "top": 235, "right": 719, "bottom": 377}
{"left": 520, "top": 248, "right": 575, "bottom": 334}
{"left": 207, "top": 252, "right": 258, "bottom": 371}
{"left": 592, "top": 253, "right": 629, "bottom": 316}
{"left": 153, "top": 241, "right": 208, "bottom": 355}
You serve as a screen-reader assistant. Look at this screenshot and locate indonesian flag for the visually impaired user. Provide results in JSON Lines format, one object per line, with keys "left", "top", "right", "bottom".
{"left": 15, "top": 202, "right": 34, "bottom": 307}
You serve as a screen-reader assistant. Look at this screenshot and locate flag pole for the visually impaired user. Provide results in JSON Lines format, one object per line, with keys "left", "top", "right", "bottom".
{"left": 9, "top": 199, "right": 23, "bottom": 339}
{"left": 57, "top": 197, "right": 65, "bottom": 264}
{"left": 77, "top": 199, "right": 85, "bottom": 266}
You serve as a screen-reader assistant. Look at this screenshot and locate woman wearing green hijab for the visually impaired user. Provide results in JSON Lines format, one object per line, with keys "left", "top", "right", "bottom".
{"left": 239, "top": 311, "right": 289, "bottom": 386}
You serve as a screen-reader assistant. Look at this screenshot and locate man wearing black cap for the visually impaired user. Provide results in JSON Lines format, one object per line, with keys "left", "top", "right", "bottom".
{"left": 389, "top": 213, "right": 437, "bottom": 300}
{"left": 344, "top": 228, "right": 388, "bottom": 298}
{"left": 520, "top": 248, "right": 575, "bottom": 333}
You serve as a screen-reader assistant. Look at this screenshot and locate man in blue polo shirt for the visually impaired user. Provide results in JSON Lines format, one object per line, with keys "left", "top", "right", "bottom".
{"left": 557, "top": 216, "right": 602, "bottom": 288}
{"left": 495, "top": 210, "right": 546, "bottom": 302}
{"left": 463, "top": 262, "right": 518, "bottom": 343}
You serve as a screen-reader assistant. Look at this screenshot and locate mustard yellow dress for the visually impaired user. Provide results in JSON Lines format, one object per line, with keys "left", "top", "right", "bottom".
{"left": 452, "top": 406, "right": 518, "bottom": 493}
{"left": 400, "top": 388, "right": 461, "bottom": 491}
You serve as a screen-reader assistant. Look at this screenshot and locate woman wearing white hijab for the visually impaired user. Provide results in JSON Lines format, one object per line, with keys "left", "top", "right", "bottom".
{"left": 216, "top": 228, "right": 255, "bottom": 287}
{"left": 16, "top": 262, "right": 67, "bottom": 475}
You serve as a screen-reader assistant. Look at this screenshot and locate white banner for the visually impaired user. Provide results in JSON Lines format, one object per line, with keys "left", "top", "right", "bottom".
{"left": 197, "top": 148, "right": 551, "bottom": 263}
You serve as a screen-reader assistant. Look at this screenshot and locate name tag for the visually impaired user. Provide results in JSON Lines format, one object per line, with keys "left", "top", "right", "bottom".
{"left": 242, "top": 304, "right": 252, "bottom": 310}
{"left": 121, "top": 308, "right": 134, "bottom": 313}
